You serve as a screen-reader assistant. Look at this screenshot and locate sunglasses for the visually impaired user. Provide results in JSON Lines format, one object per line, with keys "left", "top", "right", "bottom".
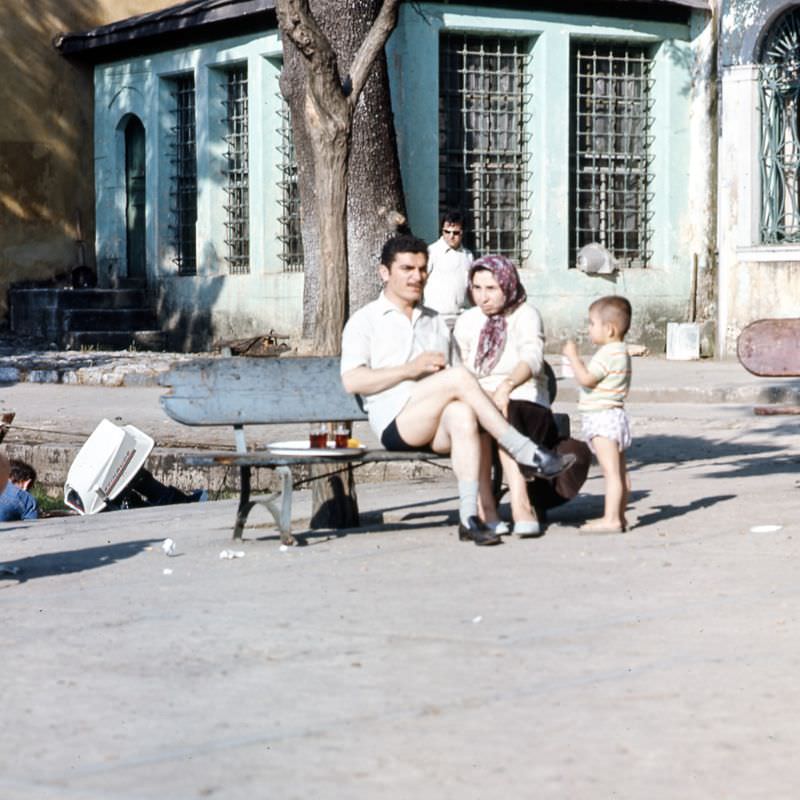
{"left": 442, "top": 228, "right": 463, "bottom": 235}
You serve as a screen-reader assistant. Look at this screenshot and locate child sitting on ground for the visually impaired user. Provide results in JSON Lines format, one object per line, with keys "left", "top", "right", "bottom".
{"left": 0, "top": 459, "right": 39, "bottom": 522}
{"left": 562, "top": 295, "right": 632, "bottom": 533}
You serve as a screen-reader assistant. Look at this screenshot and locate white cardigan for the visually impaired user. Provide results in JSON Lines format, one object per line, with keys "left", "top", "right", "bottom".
{"left": 453, "top": 302, "right": 551, "bottom": 408}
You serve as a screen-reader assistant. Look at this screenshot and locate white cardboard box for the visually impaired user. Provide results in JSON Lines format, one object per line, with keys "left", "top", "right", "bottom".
{"left": 666, "top": 322, "right": 701, "bottom": 360}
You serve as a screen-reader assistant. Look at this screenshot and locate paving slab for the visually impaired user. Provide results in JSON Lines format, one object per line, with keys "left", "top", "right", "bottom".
{"left": 2, "top": 402, "right": 799, "bottom": 799}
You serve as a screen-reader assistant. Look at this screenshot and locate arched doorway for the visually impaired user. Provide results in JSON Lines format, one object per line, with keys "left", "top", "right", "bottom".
{"left": 124, "top": 115, "right": 147, "bottom": 283}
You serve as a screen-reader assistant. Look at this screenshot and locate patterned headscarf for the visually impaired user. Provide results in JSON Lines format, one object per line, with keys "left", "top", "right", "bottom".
{"left": 469, "top": 255, "right": 527, "bottom": 376}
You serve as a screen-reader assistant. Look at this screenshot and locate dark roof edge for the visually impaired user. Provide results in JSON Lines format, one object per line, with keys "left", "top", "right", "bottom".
{"left": 54, "top": 0, "right": 708, "bottom": 63}
{"left": 647, "top": 0, "right": 709, "bottom": 9}
{"left": 54, "top": 0, "right": 277, "bottom": 59}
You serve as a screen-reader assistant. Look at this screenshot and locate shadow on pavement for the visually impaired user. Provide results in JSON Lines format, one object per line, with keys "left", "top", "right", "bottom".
{"left": 0, "top": 539, "right": 159, "bottom": 584}
{"left": 628, "top": 434, "right": 785, "bottom": 468}
{"left": 703, "top": 454, "right": 800, "bottom": 480}
{"left": 250, "top": 514, "right": 455, "bottom": 546}
{"left": 634, "top": 494, "right": 737, "bottom": 528}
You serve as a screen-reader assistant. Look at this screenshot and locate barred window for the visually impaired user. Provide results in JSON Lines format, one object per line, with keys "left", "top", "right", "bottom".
{"left": 169, "top": 74, "right": 197, "bottom": 275}
{"left": 277, "top": 98, "right": 303, "bottom": 272}
{"left": 759, "top": 9, "right": 800, "bottom": 244}
{"left": 222, "top": 66, "right": 250, "bottom": 274}
{"left": 439, "top": 34, "right": 532, "bottom": 264}
{"left": 571, "top": 44, "right": 653, "bottom": 268}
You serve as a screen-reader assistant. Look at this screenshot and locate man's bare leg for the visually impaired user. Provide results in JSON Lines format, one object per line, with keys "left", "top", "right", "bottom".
{"left": 426, "top": 401, "right": 501, "bottom": 545}
{"left": 394, "top": 366, "right": 573, "bottom": 479}
{"left": 429, "top": 400, "right": 480, "bottom": 477}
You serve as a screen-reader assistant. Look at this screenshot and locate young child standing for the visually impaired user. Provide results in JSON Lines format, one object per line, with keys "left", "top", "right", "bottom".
{"left": 562, "top": 296, "right": 632, "bottom": 533}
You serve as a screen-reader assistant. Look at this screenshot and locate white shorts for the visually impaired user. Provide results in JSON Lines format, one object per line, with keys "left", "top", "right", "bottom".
{"left": 581, "top": 408, "right": 632, "bottom": 453}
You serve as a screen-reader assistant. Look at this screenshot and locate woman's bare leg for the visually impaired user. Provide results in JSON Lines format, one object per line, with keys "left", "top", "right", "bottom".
{"left": 477, "top": 434, "right": 500, "bottom": 523}
{"left": 497, "top": 449, "right": 537, "bottom": 523}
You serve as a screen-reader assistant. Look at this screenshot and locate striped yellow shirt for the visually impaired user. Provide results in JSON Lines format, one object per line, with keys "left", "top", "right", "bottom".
{"left": 578, "top": 342, "right": 631, "bottom": 412}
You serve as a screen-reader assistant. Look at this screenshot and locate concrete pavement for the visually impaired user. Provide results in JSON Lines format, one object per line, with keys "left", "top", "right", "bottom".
{"left": 2, "top": 352, "right": 800, "bottom": 494}
{"left": 2, "top": 399, "right": 800, "bottom": 798}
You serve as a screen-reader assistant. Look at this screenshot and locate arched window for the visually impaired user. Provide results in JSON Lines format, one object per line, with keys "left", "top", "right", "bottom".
{"left": 759, "top": 7, "right": 800, "bottom": 243}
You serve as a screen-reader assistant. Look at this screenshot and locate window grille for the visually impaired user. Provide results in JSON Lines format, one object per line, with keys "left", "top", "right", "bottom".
{"left": 439, "top": 34, "right": 532, "bottom": 264}
{"left": 222, "top": 66, "right": 250, "bottom": 274}
{"left": 759, "top": 9, "right": 800, "bottom": 244}
{"left": 277, "top": 98, "right": 304, "bottom": 272}
{"left": 572, "top": 44, "right": 653, "bottom": 268}
{"left": 169, "top": 75, "right": 197, "bottom": 275}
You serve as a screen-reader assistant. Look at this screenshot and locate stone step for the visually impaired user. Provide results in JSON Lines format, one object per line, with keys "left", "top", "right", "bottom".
{"left": 63, "top": 307, "right": 157, "bottom": 332}
{"left": 10, "top": 287, "right": 147, "bottom": 311}
{"left": 65, "top": 330, "right": 168, "bottom": 351}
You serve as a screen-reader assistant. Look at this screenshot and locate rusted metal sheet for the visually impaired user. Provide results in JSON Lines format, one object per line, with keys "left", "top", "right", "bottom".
{"left": 737, "top": 319, "right": 800, "bottom": 377}
{"left": 753, "top": 405, "right": 800, "bottom": 415}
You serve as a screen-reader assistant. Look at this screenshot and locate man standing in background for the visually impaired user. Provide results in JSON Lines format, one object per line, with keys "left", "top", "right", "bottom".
{"left": 425, "top": 209, "right": 473, "bottom": 328}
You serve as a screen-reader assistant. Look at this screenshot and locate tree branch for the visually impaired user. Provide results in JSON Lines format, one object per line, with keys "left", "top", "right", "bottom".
{"left": 347, "top": 0, "right": 401, "bottom": 105}
{"left": 275, "top": 0, "right": 343, "bottom": 104}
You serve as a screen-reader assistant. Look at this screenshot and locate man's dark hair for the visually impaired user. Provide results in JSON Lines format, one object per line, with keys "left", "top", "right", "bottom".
{"left": 440, "top": 208, "right": 465, "bottom": 229}
{"left": 10, "top": 459, "right": 36, "bottom": 486}
{"left": 380, "top": 233, "right": 429, "bottom": 269}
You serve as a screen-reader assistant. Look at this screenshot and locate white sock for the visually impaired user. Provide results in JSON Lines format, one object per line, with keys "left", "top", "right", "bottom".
{"left": 458, "top": 480, "right": 479, "bottom": 527}
{"left": 498, "top": 427, "right": 542, "bottom": 466}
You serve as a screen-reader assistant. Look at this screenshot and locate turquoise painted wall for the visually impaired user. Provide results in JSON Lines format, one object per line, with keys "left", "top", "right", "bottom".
{"left": 93, "top": 31, "right": 303, "bottom": 348}
{"left": 387, "top": 3, "right": 702, "bottom": 350}
{"left": 91, "top": 2, "right": 706, "bottom": 350}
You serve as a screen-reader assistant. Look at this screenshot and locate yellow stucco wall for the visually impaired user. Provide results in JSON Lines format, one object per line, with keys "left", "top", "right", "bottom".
{"left": 0, "top": 1, "right": 175, "bottom": 321}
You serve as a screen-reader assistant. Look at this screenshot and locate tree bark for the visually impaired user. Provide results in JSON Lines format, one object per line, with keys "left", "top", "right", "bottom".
{"left": 278, "top": 0, "right": 406, "bottom": 346}
{"left": 277, "top": 0, "right": 403, "bottom": 530}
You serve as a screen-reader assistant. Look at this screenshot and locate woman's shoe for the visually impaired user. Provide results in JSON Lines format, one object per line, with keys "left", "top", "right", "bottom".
{"left": 458, "top": 516, "right": 503, "bottom": 546}
{"left": 485, "top": 520, "right": 511, "bottom": 535}
{"left": 514, "top": 520, "right": 545, "bottom": 538}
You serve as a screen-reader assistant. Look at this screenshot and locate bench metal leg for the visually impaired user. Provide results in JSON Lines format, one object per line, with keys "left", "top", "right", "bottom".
{"left": 233, "top": 465, "right": 297, "bottom": 547}
{"left": 268, "top": 467, "right": 296, "bottom": 547}
{"left": 233, "top": 466, "right": 256, "bottom": 541}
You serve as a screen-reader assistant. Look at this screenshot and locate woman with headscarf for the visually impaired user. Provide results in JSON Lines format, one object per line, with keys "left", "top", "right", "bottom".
{"left": 453, "top": 255, "right": 591, "bottom": 536}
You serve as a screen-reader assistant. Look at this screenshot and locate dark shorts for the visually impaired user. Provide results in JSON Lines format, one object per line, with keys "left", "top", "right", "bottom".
{"left": 380, "top": 418, "right": 434, "bottom": 454}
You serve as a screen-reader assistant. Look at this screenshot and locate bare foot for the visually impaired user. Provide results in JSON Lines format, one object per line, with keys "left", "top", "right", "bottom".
{"left": 579, "top": 519, "right": 626, "bottom": 534}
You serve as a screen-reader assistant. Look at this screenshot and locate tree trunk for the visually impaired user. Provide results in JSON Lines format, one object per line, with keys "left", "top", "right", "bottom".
{"left": 278, "top": 0, "right": 403, "bottom": 531}
{"left": 280, "top": 0, "right": 406, "bottom": 339}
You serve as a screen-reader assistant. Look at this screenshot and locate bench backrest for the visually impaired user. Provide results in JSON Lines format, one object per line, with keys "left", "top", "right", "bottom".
{"left": 160, "top": 355, "right": 558, "bottom": 427}
{"left": 160, "top": 356, "right": 367, "bottom": 426}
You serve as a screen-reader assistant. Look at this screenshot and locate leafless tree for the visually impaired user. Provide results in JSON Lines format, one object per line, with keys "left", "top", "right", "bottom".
{"left": 277, "top": 0, "right": 405, "bottom": 356}
{"left": 277, "top": 0, "right": 405, "bottom": 528}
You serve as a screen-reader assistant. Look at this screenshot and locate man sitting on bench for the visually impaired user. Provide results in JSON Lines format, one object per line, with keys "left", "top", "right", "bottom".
{"left": 340, "top": 234, "right": 574, "bottom": 547}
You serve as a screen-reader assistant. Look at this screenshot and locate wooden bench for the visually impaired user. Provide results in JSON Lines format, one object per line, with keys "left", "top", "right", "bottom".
{"left": 159, "top": 355, "right": 565, "bottom": 545}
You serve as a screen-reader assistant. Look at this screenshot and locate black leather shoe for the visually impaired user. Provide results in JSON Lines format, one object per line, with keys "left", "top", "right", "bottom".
{"left": 520, "top": 450, "right": 576, "bottom": 481}
{"left": 458, "top": 516, "right": 502, "bottom": 546}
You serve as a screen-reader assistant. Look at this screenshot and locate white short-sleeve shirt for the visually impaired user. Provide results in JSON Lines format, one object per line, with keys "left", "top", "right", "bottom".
{"left": 341, "top": 292, "right": 453, "bottom": 437}
{"left": 424, "top": 237, "right": 473, "bottom": 317}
